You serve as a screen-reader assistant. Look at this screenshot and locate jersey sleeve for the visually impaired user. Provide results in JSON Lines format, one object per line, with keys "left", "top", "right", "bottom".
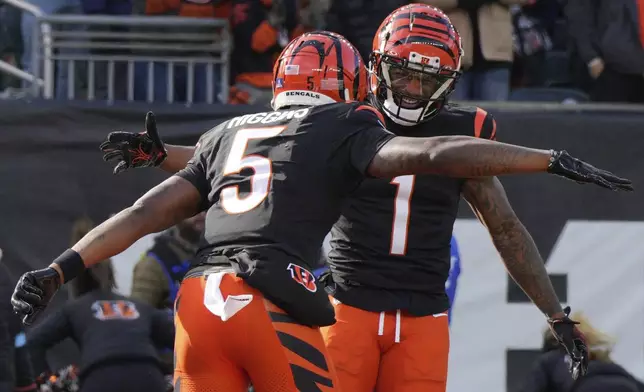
{"left": 174, "top": 124, "right": 223, "bottom": 210}
{"left": 473, "top": 107, "right": 497, "bottom": 141}
{"left": 343, "top": 104, "right": 396, "bottom": 176}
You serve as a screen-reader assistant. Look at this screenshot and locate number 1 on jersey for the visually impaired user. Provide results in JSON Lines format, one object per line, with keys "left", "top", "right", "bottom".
{"left": 221, "top": 126, "right": 286, "bottom": 214}
{"left": 390, "top": 175, "right": 415, "bottom": 255}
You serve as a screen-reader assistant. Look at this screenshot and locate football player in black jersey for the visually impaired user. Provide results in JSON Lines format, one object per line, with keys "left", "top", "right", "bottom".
{"left": 321, "top": 5, "right": 591, "bottom": 391}
{"left": 14, "top": 31, "right": 630, "bottom": 392}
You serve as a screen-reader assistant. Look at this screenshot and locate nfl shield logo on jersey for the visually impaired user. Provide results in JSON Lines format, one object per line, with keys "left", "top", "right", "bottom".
{"left": 286, "top": 263, "right": 317, "bottom": 292}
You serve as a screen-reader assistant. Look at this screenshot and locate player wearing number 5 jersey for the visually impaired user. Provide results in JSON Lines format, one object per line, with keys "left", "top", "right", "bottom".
{"left": 83, "top": 32, "right": 627, "bottom": 392}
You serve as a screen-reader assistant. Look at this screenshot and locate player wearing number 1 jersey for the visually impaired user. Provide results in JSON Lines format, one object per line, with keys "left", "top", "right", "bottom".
{"left": 321, "top": 5, "right": 592, "bottom": 392}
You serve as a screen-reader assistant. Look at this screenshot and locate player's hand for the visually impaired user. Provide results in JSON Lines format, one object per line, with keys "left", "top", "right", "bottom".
{"left": 548, "top": 150, "right": 633, "bottom": 191}
{"left": 547, "top": 306, "right": 589, "bottom": 380}
{"left": 100, "top": 111, "right": 167, "bottom": 174}
{"left": 587, "top": 58, "right": 604, "bottom": 79}
{"left": 11, "top": 267, "right": 61, "bottom": 326}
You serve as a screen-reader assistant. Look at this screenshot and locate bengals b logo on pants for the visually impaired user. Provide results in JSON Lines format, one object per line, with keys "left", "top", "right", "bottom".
{"left": 174, "top": 272, "right": 340, "bottom": 391}
{"left": 287, "top": 263, "right": 317, "bottom": 292}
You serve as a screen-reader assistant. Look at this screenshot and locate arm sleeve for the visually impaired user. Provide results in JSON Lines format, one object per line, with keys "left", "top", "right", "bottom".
{"left": 150, "top": 309, "right": 175, "bottom": 350}
{"left": 344, "top": 105, "right": 396, "bottom": 176}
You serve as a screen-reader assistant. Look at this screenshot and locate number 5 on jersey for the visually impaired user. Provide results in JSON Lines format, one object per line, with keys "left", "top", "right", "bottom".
{"left": 390, "top": 175, "right": 415, "bottom": 255}
{"left": 221, "top": 126, "right": 286, "bottom": 214}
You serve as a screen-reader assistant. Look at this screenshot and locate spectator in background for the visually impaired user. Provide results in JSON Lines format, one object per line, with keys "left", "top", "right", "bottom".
{"left": 132, "top": 0, "right": 231, "bottom": 104}
{"left": 27, "top": 261, "right": 174, "bottom": 392}
{"left": 521, "top": 0, "right": 562, "bottom": 41}
{"left": 27, "top": 219, "right": 174, "bottom": 392}
{"left": 140, "top": 0, "right": 231, "bottom": 17}
{"left": 566, "top": 0, "right": 644, "bottom": 103}
{"left": 130, "top": 213, "right": 204, "bottom": 376}
{"left": 298, "top": 0, "right": 330, "bottom": 31}
{"left": 130, "top": 213, "right": 205, "bottom": 311}
{"left": 227, "top": 0, "right": 304, "bottom": 106}
{"left": 419, "top": 0, "right": 532, "bottom": 101}
{"left": 85, "top": 3, "right": 131, "bottom": 21}
{"left": 519, "top": 312, "right": 644, "bottom": 392}
{"left": 81, "top": 0, "right": 132, "bottom": 101}
{"left": 21, "top": 0, "right": 83, "bottom": 99}
{"left": 326, "top": 0, "right": 405, "bottom": 63}
{"left": 565, "top": 0, "right": 598, "bottom": 94}
{"left": 0, "top": 3, "right": 23, "bottom": 93}
{"left": 511, "top": 4, "right": 553, "bottom": 87}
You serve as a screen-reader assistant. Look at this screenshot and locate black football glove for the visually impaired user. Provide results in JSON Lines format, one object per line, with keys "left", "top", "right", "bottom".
{"left": 547, "top": 306, "right": 589, "bottom": 380}
{"left": 548, "top": 150, "right": 633, "bottom": 191}
{"left": 11, "top": 267, "right": 61, "bottom": 326}
{"left": 100, "top": 111, "right": 167, "bottom": 174}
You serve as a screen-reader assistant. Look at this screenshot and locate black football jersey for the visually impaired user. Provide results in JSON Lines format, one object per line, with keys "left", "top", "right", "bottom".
{"left": 176, "top": 102, "right": 394, "bottom": 326}
{"left": 326, "top": 104, "right": 497, "bottom": 316}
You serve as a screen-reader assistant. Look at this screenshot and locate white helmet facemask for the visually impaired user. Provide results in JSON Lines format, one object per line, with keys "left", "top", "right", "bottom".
{"left": 379, "top": 52, "right": 456, "bottom": 126}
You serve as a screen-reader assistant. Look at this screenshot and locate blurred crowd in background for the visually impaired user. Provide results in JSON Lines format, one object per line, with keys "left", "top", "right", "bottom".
{"left": 1, "top": 0, "right": 644, "bottom": 105}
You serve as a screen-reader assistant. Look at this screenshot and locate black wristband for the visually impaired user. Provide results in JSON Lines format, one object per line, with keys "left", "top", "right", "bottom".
{"left": 52, "top": 249, "right": 86, "bottom": 284}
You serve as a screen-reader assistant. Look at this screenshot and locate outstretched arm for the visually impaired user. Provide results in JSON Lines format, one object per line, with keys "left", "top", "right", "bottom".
{"left": 11, "top": 164, "right": 205, "bottom": 326}
{"left": 368, "top": 136, "right": 550, "bottom": 178}
{"left": 160, "top": 145, "right": 196, "bottom": 173}
{"left": 367, "top": 136, "right": 632, "bottom": 191}
{"left": 462, "top": 176, "right": 563, "bottom": 317}
{"left": 70, "top": 176, "right": 201, "bottom": 270}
